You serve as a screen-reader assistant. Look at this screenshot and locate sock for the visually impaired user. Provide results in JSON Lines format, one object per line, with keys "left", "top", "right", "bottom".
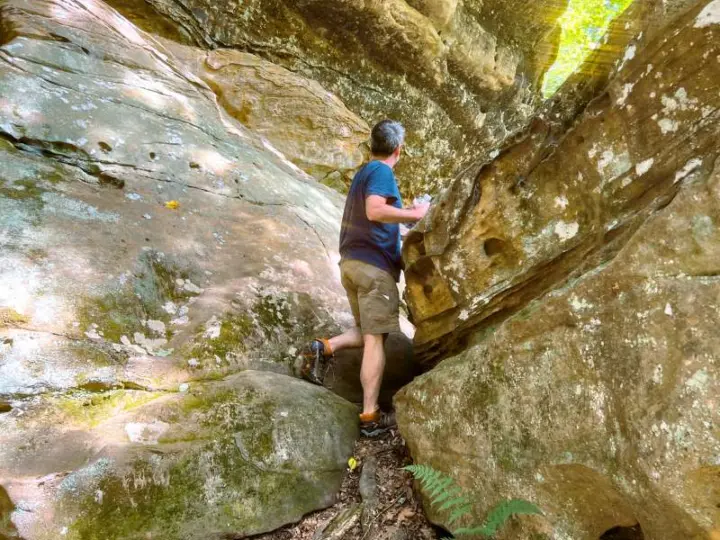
{"left": 319, "top": 337, "right": 333, "bottom": 356}
{"left": 359, "top": 409, "right": 380, "bottom": 423}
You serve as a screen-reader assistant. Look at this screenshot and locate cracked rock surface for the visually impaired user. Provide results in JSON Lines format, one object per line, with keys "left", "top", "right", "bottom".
{"left": 0, "top": 0, "right": 376, "bottom": 537}
{"left": 106, "top": 0, "right": 569, "bottom": 196}
{"left": 397, "top": 1, "right": 720, "bottom": 538}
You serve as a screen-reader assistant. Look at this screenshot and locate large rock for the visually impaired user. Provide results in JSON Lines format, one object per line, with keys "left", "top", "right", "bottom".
{"left": 0, "top": 0, "right": 355, "bottom": 397}
{"left": 160, "top": 39, "right": 370, "bottom": 189}
{"left": 106, "top": 0, "right": 571, "bottom": 196}
{"left": 403, "top": 0, "right": 720, "bottom": 359}
{"left": 2, "top": 370, "right": 359, "bottom": 539}
{"left": 0, "top": 0, "right": 374, "bottom": 536}
{"left": 397, "top": 155, "right": 720, "bottom": 539}
{"left": 397, "top": 1, "right": 720, "bottom": 538}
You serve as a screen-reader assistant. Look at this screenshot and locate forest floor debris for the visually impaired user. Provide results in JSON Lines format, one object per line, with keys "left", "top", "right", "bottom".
{"left": 251, "top": 430, "right": 441, "bottom": 540}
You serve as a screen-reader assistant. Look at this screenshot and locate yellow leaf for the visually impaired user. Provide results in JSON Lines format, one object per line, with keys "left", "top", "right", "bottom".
{"left": 347, "top": 457, "right": 358, "bottom": 471}
{"left": 165, "top": 200, "right": 180, "bottom": 210}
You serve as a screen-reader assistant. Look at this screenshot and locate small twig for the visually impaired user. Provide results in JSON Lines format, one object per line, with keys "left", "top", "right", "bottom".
{"left": 360, "top": 495, "right": 404, "bottom": 540}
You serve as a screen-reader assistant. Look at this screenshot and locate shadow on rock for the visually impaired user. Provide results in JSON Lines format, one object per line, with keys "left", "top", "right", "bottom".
{"left": 322, "top": 332, "right": 420, "bottom": 409}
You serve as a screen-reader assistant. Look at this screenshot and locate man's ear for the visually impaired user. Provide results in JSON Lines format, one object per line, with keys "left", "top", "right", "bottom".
{"left": 393, "top": 145, "right": 402, "bottom": 160}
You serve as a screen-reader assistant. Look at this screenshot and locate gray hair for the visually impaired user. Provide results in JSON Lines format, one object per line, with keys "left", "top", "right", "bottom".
{"left": 370, "top": 119, "right": 405, "bottom": 156}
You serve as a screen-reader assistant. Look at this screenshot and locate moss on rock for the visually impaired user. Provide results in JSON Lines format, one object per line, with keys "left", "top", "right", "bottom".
{"left": 0, "top": 308, "right": 28, "bottom": 329}
{"left": 57, "top": 372, "right": 358, "bottom": 539}
{"left": 54, "top": 390, "right": 165, "bottom": 428}
{"left": 76, "top": 250, "right": 202, "bottom": 343}
{"left": 184, "top": 313, "right": 254, "bottom": 364}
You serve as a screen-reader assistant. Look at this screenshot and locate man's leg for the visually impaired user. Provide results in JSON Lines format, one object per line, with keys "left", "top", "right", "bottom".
{"left": 303, "top": 327, "right": 363, "bottom": 385}
{"left": 360, "top": 333, "right": 385, "bottom": 415}
{"left": 328, "top": 326, "right": 363, "bottom": 352}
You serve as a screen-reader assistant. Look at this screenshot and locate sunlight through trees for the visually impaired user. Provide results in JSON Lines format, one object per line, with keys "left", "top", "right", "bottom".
{"left": 542, "top": 0, "right": 634, "bottom": 97}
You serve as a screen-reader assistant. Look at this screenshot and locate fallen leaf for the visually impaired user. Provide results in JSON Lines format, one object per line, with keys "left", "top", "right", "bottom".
{"left": 347, "top": 457, "right": 358, "bottom": 471}
{"left": 165, "top": 200, "right": 180, "bottom": 210}
{"left": 396, "top": 507, "right": 415, "bottom": 523}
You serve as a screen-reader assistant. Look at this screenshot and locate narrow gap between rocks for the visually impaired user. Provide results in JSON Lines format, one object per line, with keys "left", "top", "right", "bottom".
{"left": 600, "top": 524, "right": 645, "bottom": 540}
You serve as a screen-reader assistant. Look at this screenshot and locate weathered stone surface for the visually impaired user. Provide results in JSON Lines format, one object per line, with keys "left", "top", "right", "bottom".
{"left": 110, "top": 0, "right": 570, "bottom": 196}
{"left": 0, "top": 0, "right": 355, "bottom": 398}
{"left": 398, "top": 155, "right": 720, "bottom": 538}
{"left": 0, "top": 1, "right": 375, "bottom": 535}
{"left": 397, "top": 1, "right": 720, "bottom": 538}
{"left": 2, "top": 370, "right": 359, "bottom": 539}
{"left": 160, "top": 39, "right": 369, "bottom": 187}
{"left": 404, "top": 0, "right": 720, "bottom": 359}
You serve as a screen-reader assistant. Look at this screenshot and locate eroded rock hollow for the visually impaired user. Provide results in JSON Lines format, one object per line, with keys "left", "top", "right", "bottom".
{"left": 398, "top": 0, "right": 720, "bottom": 538}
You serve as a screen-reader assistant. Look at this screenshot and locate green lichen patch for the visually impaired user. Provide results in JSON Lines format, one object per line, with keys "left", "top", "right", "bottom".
{"left": 59, "top": 379, "right": 348, "bottom": 539}
{"left": 76, "top": 289, "right": 148, "bottom": 344}
{"left": 61, "top": 444, "right": 329, "bottom": 540}
{"left": 76, "top": 250, "right": 202, "bottom": 343}
{"left": 0, "top": 178, "right": 47, "bottom": 202}
{"left": 0, "top": 307, "right": 29, "bottom": 328}
{"left": 249, "top": 291, "right": 341, "bottom": 362}
{"left": 53, "top": 390, "right": 165, "bottom": 428}
{"left": 182, "top": 291, "right": 341, "bottom": 373}
{"left": 184, "top": 313, "right": 254, "bottom": 364}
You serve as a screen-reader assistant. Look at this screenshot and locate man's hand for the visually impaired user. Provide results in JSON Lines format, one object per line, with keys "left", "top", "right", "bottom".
{"left": 366, "top": 195, "right": 429, "bottom": 224}
{"left": 411, "top": 202, "right": 430, "bottom": 221}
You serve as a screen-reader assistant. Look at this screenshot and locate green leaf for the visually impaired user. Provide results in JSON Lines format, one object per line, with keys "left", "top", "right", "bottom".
{"left": 477, "top": 499, "right": 543, "bottom": 536}
{"left": 433, "top": 486, "right": 463, "bottom": 506}
{"left": 447, "top": 503, "right": 473, "bottom": 525}
{"left": 542, "top": 0, "right": 634, "bottom": 96}
{"left": 438, "top": 495, "right": 470, "bottom": 513}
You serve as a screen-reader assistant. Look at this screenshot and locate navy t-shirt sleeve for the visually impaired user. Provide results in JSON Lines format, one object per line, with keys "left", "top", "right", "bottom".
{"left": 364, "top": 166, "right": 398, "bottom": 203}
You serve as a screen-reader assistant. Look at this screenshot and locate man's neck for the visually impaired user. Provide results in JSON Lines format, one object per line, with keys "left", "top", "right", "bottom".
{"left": 372, "top": 154, "right": 398, "bottom": 169}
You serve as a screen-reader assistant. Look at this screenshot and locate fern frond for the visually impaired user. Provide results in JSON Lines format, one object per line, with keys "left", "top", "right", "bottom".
{"left": 447, "top": 503, "right": 472, "bottom": 525}
{"left": 433, "top": 485, "right": 463, "bottom": 506}
{"left": 437, "top": 494, "right": 470, "bottom": 513}
{"left": 429, "top": 476, "right": 455, "bottom": 499}
{"left": 454, "top": 499, "right": 542, "bottom": 537}
{"left": 404, "top": 464, "right": 541, "bottom": 538}
{"left": 404, "top": 465, "right": 451, "bottom": 500}
{"left": 481, "top": 498, "right": 542, "bottom": 536}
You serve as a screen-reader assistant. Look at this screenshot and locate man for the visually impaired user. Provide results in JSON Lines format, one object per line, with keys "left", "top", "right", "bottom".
{"left": 303, "top": 119, "right": 429, "bottom": 436}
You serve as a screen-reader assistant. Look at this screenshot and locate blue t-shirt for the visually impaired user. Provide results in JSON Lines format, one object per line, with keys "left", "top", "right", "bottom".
{"left": 339, "top": 161, "right": 403, "bottom": 281}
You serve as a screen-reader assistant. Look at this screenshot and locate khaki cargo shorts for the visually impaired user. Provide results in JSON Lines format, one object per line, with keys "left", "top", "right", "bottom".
{"left": 340, "top": 259, "right": 400, "bottom": 335}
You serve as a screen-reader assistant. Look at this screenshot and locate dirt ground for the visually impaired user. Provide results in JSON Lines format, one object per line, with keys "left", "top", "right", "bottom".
{"left": 250, "top": 429, "right": 442, "bottom": 540}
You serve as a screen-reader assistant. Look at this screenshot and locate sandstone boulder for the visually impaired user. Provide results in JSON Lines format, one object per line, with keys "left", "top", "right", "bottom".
{"left": 397, "top": 154, "right": 720, "bottom": 538}
{"left": 397, "top": 1, "right": 720, "bottom": 538}
{"left": 2, "top": 370, "right": 359, "bottom": 539}
{"left": 160, "top": 40, "right": 369, "bottom": 189}
{"left": 403, "top": 0, "right": 720, "bottom": 359}
{"left": 0, "top": 0, "right": 354, "bottom": 397}
{"left": 0, "top": 1, "right": 373, "bottom": 535}
{"left": 108, "top": 0, "right": 571, "bottom": 196}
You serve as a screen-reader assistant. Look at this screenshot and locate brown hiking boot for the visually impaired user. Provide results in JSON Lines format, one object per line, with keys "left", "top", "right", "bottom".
{"left": 300, "top": 338, "right": 332, "bottom": 385}
{"left": 359, "top": 409, "right": 396, "bottom": 438}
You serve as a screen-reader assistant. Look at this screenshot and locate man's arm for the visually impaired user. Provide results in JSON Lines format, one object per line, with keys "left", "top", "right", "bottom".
{"left": 365, "top": 195, "right": 429, "bottom": 224}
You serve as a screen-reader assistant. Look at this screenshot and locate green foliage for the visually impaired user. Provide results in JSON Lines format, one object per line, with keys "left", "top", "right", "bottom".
{"left": 542, "top": 0, "right": 633, "bottom": 97}
{"left": 403, "top": 464, "right": 542, "bottom": 539}
{"left": 403, "top": 464, "right": 471, "bottom": 526}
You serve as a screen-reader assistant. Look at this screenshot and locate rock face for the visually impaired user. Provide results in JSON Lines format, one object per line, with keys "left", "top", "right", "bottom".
{"left": 108, "top": 0, "right": 570, "bottom": 196}
{"left": 397, "top": 1, "right": 720, "bottom": 538}
{"left": 404, "top": 0, "right": 720, "bottom": 358}
{"left": 2, "top": 371, "right": 358, "bottom": 539}
{"left": 160, "top": 39, "right": 370, "bottom": 189}
{"left": 0, "top": 0, "right": 375, "bottom": 536}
